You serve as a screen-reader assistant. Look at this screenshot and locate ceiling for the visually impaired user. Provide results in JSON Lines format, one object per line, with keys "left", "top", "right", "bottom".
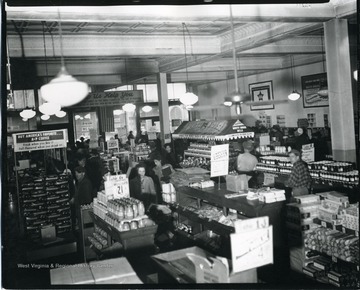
{"left": 5, "top": 1, "right": 357, "bottom": 91}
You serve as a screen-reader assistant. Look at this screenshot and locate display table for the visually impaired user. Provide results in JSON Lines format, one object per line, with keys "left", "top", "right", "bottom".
{"left": 89, "top": 211, "right": 157, "bottom": 253}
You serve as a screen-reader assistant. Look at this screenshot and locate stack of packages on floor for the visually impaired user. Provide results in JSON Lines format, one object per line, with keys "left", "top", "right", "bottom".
{"left": 88, "top": 225, "right": 108, "bottom": 250}
{"left": 20, "top": 169, "right": 72, "bottom": 241}
{"left": 286, "top": 191, "right": 359, "bottom": 288}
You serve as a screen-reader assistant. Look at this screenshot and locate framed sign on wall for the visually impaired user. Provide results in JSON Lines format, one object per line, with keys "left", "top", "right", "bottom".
{"left": 301, "top": 73, "right": 329, "bottom": 108}
{"left": 249, "top": 81, "right": 274, "bottom": 111}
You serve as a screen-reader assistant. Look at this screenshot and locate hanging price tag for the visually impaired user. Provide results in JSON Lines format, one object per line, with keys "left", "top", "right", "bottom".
{"left": 332, "top": 256, "right": 337, "bottom": 263}
{"left": 342, "top": 227, "right": 346, "bottom": 233}
{"left": 321, "top": 221, "right": 327, "bottom": 228}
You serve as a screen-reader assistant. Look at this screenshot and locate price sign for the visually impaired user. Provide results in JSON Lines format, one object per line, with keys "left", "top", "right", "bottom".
{"left": 107, "top": 139, "right": 119, "bottom": 150}
{"left": 210, "top": 144, "right": 229, "bottom": 177}
{"left": 263, "top": 173, "right": 276, "bottom": 186}
{"left": 321, "top": 221, "right": 327, "bottom": 228}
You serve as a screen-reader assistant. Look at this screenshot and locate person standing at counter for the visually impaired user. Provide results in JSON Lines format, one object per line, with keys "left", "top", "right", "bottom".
{"left": 129, "top": 164, "right": 156, "bottom": 209}
{"left": 285, "top": 149, "right": 312, "bottom": 197}
{"left": 236, "top": 140, "right": 258, "bottom": 189}
{"left": 294, "top": 127, "right": 310, "bottom": 151}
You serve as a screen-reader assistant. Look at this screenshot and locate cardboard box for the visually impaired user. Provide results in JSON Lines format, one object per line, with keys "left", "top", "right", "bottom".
{"left": 90, "top": 257, "right": 142, "bottom": 284}
{"left": 50, "top": 264, "right": 95, "bottom": 285}
{"left": 152, "top": 246, "right": 257, "bottom": 283}
{"left": 226, "top": 175, "right": 248, "bottom": 192}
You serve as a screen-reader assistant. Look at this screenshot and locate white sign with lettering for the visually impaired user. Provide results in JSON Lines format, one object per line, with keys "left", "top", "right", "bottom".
{"left": 210, "top": 144, "right": 229, "bottom": 177}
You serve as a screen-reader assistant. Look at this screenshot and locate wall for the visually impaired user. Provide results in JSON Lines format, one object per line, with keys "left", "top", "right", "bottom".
{"left": 196, "top": 62, "right": 329, "bottom": 128}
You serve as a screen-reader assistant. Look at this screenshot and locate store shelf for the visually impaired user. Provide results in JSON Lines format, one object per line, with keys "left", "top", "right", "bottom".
{"left": 184, "top": 152, "right": 211, "bottom": 159}
{"left": 312, "top": 179, "right": 359, "bottom": 189}
{"left": 169, "top": 204, "right": 234, "bottom": 236}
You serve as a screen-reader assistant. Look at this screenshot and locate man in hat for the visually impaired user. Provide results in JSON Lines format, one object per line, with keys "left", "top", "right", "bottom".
{"left": 286, "top": 149, "right": 312, "bottom": 197}
{"left": 73, "top": 166, "right": 93, "bottom": 207}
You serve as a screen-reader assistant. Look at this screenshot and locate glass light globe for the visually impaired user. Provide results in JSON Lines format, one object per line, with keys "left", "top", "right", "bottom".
{"left": 41, "top": 114, "right": 50, "bottom": 120}
{"left": 55, "top": 110, "right": 67, "bottom": 118}
{"left": 142, "top": 105, "right": 152, "bottom": 113}
{"left": 288, "top": 91, "right": 301, "bottom": 101}
{"left": 75, "top": 115, "right": 81, "bottom": 120}
{"left": 20, "top": 109, "right": 36, "bottom": 119}
{"left": 185, "top": 105, "right": 193, "bottom": 110}
{"left": 39, "top": 102, "right": 61, "bottom": 116}
{"left": 22, "top": 118, "right": 28, "bottom": 122}
{"left": 122, "top": 103, "right": 136, "bottom": 112}
{"left": 179, "top": 92, "right": 198, "bottom": 106}
{"left": 40, "top": 66, "right": 89, "bottom": 107}
{"left": 84, "top": 113, "right": 91, "bottom": 119}
{"left": 223, "top": 101, "right": 233, "bottom": 107}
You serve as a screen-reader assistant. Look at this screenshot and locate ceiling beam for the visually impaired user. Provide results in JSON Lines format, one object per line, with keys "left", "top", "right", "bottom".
{"left": 5, "top": 4, "right": 340, "bottom": 23}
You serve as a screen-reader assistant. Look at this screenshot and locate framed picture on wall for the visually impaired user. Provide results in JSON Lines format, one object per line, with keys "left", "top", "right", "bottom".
{"left": 301, "top": 73, "right": 329, "bottom": 108}
{"left": 249, "top": 81, "right": 274, "bottom": 111}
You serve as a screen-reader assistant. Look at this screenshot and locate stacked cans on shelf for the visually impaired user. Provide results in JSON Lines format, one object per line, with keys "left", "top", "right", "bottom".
{"left": 20, "top": 172, "right": 72, "bottom": 241}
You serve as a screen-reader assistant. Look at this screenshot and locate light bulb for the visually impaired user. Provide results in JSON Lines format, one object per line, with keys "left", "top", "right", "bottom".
{"left": 55, "top": 110, "right": 67, "bottom": 118}
{"left": 288, "top": 91, "right": 301, "bottom": 101}
{"left": 41, "top": 114, "right": 50, "bottom": 120}
{"left": 142, "top": 105, "right": 152, "bottom": 113}
{"left": 180, "top": 92, "right": 198, "bottom": 106}
{"left": 122, "top": 103, "right": 136, "bottom": 112}
{"left": 39, "top": 102, "right": 61, "bottom": 116}
{"left": 224, "top": 101, "right": 233, "bottom": 107}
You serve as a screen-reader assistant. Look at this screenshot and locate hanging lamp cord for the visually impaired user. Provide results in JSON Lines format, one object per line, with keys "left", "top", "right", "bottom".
{"left": 42, "top": 21, "right": 49, "bottom": 82}
{"left": 229, "top": 5, "right": 239, "bottom": 93}
{"left": 291, "top": 55, "right": 295, "bottom": 91}
{"left": 57, "top": 10, "right": 65, "bottom": 68}
{"left": 182, "top": 23, "right": 189, "bottom": 83}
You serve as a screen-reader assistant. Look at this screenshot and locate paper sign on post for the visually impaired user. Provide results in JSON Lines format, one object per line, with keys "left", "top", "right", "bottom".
{"left": 263, "top": 173, "right": 276, "bottom": 186}
{"left": 301, "top": 143, "right": 315, "bottom": 163}
{"left": 104, "top": 174, "right": 130, "bottom": 198}
{"left": 210, "top": 144, "right": 229, "bottom": 177}
{"left": 107, "top": 140, "right": 119, "bottom": 150}
{"left": 231, "top": 226, "right": 273, "bottom": 273}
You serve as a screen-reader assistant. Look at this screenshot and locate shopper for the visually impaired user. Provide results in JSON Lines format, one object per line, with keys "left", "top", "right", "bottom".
{"left": 127, "top": 131, "right": 135, "bottom": 143}
{"left": 285, "top": 149, "right": 312, "bottom": 197}
{"left": 294, "top": 127, "right": 310, "bottom": 151}
{"left": 270, "top": 125, "right": 284, "bottom": 145}
{"left": 162, "top": 143, "right": 179, "bottom": 168}
{"left": 85, "top": 148, "right": 106, "bottom": 197}
{"left": 236, "top": 140, "right": 258, "bottom": 189}
{"left": 72, "top": 166, "right": 93, "bottom": 225}
{"left": 129, "top": 164, "right": 156, "bottom": 209}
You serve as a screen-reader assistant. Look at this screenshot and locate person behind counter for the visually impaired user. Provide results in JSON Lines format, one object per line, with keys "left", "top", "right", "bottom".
{"left": 162, "top": 143, "right": 180, "bottom": 168}
{"left": 294, "top": 127, "right": 310, "bottom": 151}
{"left": 236, "top": 140, "right": 258, "bottom": 189}
{"left": 129, "top": 164, "right": 156, "bottom": 209}
{"left": 285, "top": 149, "right": 312, "bottom": 197}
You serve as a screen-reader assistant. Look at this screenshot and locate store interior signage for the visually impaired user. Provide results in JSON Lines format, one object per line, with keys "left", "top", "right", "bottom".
{"left": 73, "top": 90, "right": 143, "bottom": 108}
{"left": 13, "top": 129, "right": 67, "bottom": 152}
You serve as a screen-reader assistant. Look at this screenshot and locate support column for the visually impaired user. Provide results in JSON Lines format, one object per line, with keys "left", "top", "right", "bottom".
{"left": 157, "top": 73, "right": 171, "bottom": 146}
{"left": 324, "top": 19, "right": 356, "bottom": 162}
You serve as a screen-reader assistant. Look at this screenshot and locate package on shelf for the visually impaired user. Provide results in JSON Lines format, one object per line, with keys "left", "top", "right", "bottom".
{"left": 305, "top": 227, "right": 359, "bottom": 263}
{"left": 93, "top": 198, "right": 107, "bottom": 220}
{"left": 312, "top": 255, "right": 332, "bottom": 272}
{"left": 189, "top": 180, "right": 215, "bottom": 189}
{"left": 104, "top": 174, "right": 130, "bottom": 198}
{"left": 225, "top": 174, "right": 248, "bottom": 192}
{"left": 294, "top": 194, "right": 321, "bottom": 205}
{"left": 289, "top": 246, "right": 320, "bottom": 273}
{"left": 258, "top": 188, "right": 285, "bottom": 203}
{"left": 340, "top": 204, "right": 359, "bottom": 231}
{"left": 286, "top": 203, "right": 319, "bottom": 220}
{"left": 96, "top": 190, "right": 113, "bottom": 205}
{"left": 302, "top": 263, "right": 326, "bottom": 279}
{"left": 162, "top": 183, "right": 176, "bottom": 193}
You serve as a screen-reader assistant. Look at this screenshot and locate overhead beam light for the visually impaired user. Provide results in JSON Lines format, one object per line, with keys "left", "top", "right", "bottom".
{"left": 142, "top": 105, "right": 152, "bottom": 113}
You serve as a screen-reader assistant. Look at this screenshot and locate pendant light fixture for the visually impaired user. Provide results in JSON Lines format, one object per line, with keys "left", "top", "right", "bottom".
{"left": 141, "top": 78, "right": 152, "bottom": 113}
{"left": 40, "top": 10, "right": 89, "bottom": 107}
{"left": 223, "top": 5, "right": 249, "bottom": 115}
{"left": 179, "top": 22, "right": 198, "bottom": 106}
{"left": 19, "top": 90, "right": 36, "bottom": 119}
{"left": 317, "top": 33, "right": 328, "bottom": 97}
{"left": 287, "top": 55, "right": 301, "bottom": 101}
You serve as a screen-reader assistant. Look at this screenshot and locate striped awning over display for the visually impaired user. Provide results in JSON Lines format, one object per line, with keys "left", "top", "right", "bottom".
{"left": 172, "top": 120, "right": 254, "bottom": 140}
